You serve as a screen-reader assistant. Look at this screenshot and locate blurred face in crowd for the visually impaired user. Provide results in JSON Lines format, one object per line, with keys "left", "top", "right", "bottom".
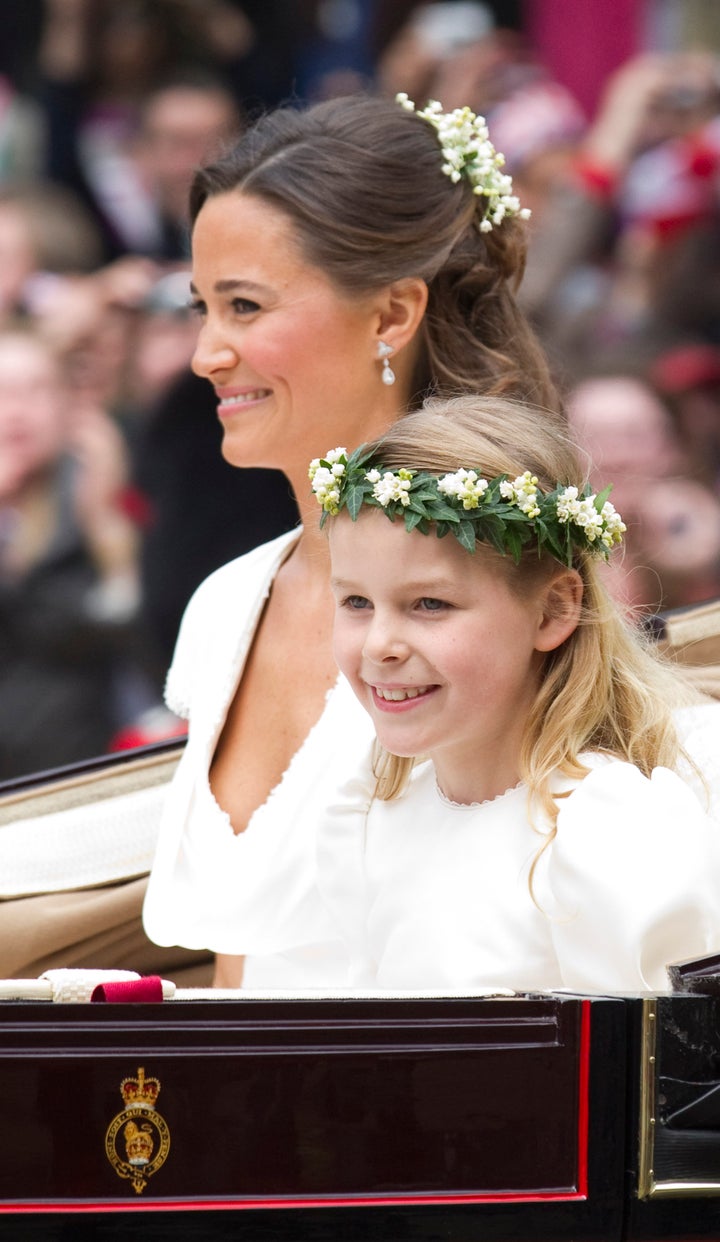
{"left": 0, "top": 204, "right": 36, "bottom": 316}
{"left": 138, "top": 86, "right": 241, "bottom": 222}
{"left": 0, "top": 334, "right": 67, "bottom": 493}
{"left": 128, "top": 310, "right": 198, "bottom": 405}
{"left": 566, "top": 376, "right": 683, "bottom": 484}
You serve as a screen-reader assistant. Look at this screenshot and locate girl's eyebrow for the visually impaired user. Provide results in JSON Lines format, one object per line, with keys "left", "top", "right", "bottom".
{"left": 331, "top": 574, "right": 460, "bottom": 593}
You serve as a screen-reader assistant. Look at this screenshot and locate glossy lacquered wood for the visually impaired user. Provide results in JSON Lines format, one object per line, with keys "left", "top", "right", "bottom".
{"left": 0, "top": 993, "right": 718, "bottom": 1239}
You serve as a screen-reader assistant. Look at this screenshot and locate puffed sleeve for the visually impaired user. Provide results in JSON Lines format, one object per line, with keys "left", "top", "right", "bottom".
{"left": 540, "top": 760, "right": 720, "bottom": 993}
{"left": 674, "top": 701, "right": 720, "bottom": 824}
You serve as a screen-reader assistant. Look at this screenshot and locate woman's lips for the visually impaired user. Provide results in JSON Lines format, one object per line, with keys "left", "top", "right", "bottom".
{"left": 216, "top": 388, "right": 272, "bottom": 415}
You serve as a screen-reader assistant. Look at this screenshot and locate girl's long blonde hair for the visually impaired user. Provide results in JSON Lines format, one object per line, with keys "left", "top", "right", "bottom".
{"left": 357, "top": 396, "right": 700, "bottom": 831}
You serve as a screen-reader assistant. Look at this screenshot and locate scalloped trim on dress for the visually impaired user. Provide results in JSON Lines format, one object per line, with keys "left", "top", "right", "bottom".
{"left": 206, "top": 677, "right": 343, "bottom": 840}
{"left": 435, "top": 779, "right": 524, "bottom": 809}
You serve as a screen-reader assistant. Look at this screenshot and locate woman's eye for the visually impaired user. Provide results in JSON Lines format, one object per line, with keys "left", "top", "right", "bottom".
{"left": 188, "top": 299, "right": 206, "bottom": 318}
{"left": 418, "top": 597, "right": 447, "bottom": 612}
{"left": 232, "top": 297, "right": 261, "bottom": 314}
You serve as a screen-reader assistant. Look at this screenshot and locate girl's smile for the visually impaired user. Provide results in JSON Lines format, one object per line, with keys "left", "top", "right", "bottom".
{"left": 370, "top": 683, "right": 437, "bottom": 709}
{"left": 330, "top": 509, "right": 578, "bottom": 805}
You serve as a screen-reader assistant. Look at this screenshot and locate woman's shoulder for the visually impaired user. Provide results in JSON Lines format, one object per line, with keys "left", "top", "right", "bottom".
{"left": 164, "top": 528, "right": 301, "bottom": 719}
{"left": 184, "top": 528, "right": 302, "bottom": 612}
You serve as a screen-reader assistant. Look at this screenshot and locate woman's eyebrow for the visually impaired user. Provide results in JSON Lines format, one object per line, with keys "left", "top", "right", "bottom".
{"left": 189, "top": 278, "right": 272, "bottom": 296}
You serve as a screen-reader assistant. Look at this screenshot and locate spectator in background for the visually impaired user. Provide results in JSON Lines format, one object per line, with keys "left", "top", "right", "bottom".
{"left": 0, "top": 325, "right": 150, "bottom": 777}
{"left": 376, "top": 1, "right": 496, "bottom": 105}
{"left": 36, "top": 0, "right": 244, "bottom": 262}
{"left": 129, "top": 74, "right": 243, "bottom": 260}
{"left": 120, "top": 269, "right": 199, "bottom": 429}
{"left": 27, "top": 255, "right": 160, "bottom": 420}
{"left": 566, "top": 372, "right": 720, "bottom": 613}
{"left": 518, "top": 50, "right": 720, "bottom": 375}
{"left": 0, "top": 71, "right": 44, "bottom": 181}
{"left": 650, "top": 341, "right": 720, "bottom": 495}
{"left": 0, "top": 181, "right": 103, "bottom": 321}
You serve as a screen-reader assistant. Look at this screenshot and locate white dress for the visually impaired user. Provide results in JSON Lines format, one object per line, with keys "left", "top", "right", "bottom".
{"left": 140, "top": 524, "right": 720, "bottom": 991}
{"left": 142, "top": 529, "right": 376, "bottom": 987}
{"left": 316, "top": 753, "right": 720, "bottom": 994}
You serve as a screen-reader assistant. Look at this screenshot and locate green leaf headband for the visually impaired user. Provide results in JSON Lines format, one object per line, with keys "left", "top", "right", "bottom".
{"left": 396, "top": 93, "right": 530, "bottom": 233}
{"left": 309, "top": 446, "right": 626, "bottom": 565}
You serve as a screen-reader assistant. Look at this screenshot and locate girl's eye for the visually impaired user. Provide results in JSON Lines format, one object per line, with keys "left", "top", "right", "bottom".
{"left": 418, "top": 597, "right": 448, "bottom": 612}
{"left": 341, "top": 595, "right": 371, "bottom": 610}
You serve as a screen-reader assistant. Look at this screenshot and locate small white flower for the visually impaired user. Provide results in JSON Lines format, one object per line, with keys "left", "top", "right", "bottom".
{"left": 437, "top": 468, "right": 488, "bottom": 510}
{"left": 556, "top": 486, "right": 581, "bottom": 524}
{"left": 395, "top": 94, "right": 530, "bottom": 233}
{"left": 600, "top": 501, "right": 626, "bottom": 547}
{"left": 556, "top": 488, "right": 626, "bottom": 549}
{"left": 365, "top": 468, "right": 381, "bottom": 484}
{"left": 372, "top": 469, "right": 413, "bottom": 507}
{"left": 500, "top": 471, "right": 540, "bottom": 518}
{"left": 309, "top": 455, "right": 347, "bottom": 514}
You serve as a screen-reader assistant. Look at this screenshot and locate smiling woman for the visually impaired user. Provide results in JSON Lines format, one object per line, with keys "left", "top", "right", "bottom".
{"left": 141, "top": 91, "right": 560, "bottom": 990}
{"left": 188, "top": 192, "right": 405, "bottom": 476}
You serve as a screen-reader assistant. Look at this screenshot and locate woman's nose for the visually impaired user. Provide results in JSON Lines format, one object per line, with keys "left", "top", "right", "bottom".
{"left": 191, "top": 323, "right": 237, "bottom": 379}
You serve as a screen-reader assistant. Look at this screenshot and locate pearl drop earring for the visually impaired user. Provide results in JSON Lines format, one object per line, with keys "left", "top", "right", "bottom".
{"left": 377, "top": 340, "right": 396, "bottom": 386}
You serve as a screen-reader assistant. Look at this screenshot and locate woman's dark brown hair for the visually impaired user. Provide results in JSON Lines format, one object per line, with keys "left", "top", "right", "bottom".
{"left": 190, "top": 94, "right": 558, "bottom": 409}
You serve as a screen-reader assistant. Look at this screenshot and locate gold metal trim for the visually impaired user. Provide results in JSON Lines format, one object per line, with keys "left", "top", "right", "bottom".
{"left": 638, "top": 996, "right": 720, "bottom": 1199}
{"left": 637, "top": 997, "right": 657, "bottom": 1199}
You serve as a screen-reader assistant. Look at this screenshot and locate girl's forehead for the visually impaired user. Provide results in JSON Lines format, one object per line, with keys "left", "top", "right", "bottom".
{"left": 329, "top": 508, "right": 488, "bottom": 576}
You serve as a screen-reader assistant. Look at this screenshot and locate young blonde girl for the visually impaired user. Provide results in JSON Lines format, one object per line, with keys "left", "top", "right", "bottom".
{"left": 313, "top": 395, "right": 720, "bottom": 994}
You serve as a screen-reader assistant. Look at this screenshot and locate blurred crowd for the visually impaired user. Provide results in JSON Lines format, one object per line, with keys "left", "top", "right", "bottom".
{"left": 2, "top": 0, "right": 720, "bottom": 777}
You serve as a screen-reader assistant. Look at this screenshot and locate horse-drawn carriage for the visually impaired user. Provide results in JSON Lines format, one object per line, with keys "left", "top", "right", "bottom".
{"left": 1, "top": 978, "right": 720, "bottom": 1239}
{"left": 1, "top": 600, "right": 720, "bottom": 1240}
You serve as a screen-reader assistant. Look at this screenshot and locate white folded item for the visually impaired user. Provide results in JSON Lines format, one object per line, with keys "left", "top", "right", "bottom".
{"left": 0, "top": 968, "right": 175, "bottom": 1001}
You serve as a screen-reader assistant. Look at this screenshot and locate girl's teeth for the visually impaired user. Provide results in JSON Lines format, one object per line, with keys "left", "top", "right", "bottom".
{"left": 376, "top": 686, "right": 428, "bottom": 701}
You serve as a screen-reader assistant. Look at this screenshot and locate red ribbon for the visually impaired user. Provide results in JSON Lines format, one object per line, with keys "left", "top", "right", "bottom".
{"left": 91, "top": 976, "right": 164, "bottom": 1003}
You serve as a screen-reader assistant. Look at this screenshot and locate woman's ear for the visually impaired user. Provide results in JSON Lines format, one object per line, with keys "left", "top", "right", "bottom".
{"left": 375, "top": 277, "right": 428, "bottom": 354}
{"left": 534, "top": 568, "right": 583, "bottom": 653}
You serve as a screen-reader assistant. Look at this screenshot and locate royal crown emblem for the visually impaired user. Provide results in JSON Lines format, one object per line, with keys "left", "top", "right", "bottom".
{"left": 120, "top": 1067, "right": 160, "bottom": 1109}
{"left": 105, "top": 1066, "right": 170, "bottom": 1194}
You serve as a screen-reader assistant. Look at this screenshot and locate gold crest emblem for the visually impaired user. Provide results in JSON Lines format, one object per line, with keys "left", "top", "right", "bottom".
{"left": 105, "top": 1067, "right": 170, "bottom": 1193}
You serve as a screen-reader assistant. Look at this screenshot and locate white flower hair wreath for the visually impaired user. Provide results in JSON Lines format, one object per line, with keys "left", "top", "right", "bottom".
{"left": 396, "top": 92, "right": 531, "bottom": 233}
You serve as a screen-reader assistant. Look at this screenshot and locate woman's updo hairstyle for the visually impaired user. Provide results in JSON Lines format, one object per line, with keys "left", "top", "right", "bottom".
{"left": 190, "top": 95, "right": 556, "bottom": 409}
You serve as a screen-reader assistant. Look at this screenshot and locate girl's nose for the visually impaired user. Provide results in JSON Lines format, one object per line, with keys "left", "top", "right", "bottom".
{"left": 362, "top": 613, "right": 409, "bottom": 665}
